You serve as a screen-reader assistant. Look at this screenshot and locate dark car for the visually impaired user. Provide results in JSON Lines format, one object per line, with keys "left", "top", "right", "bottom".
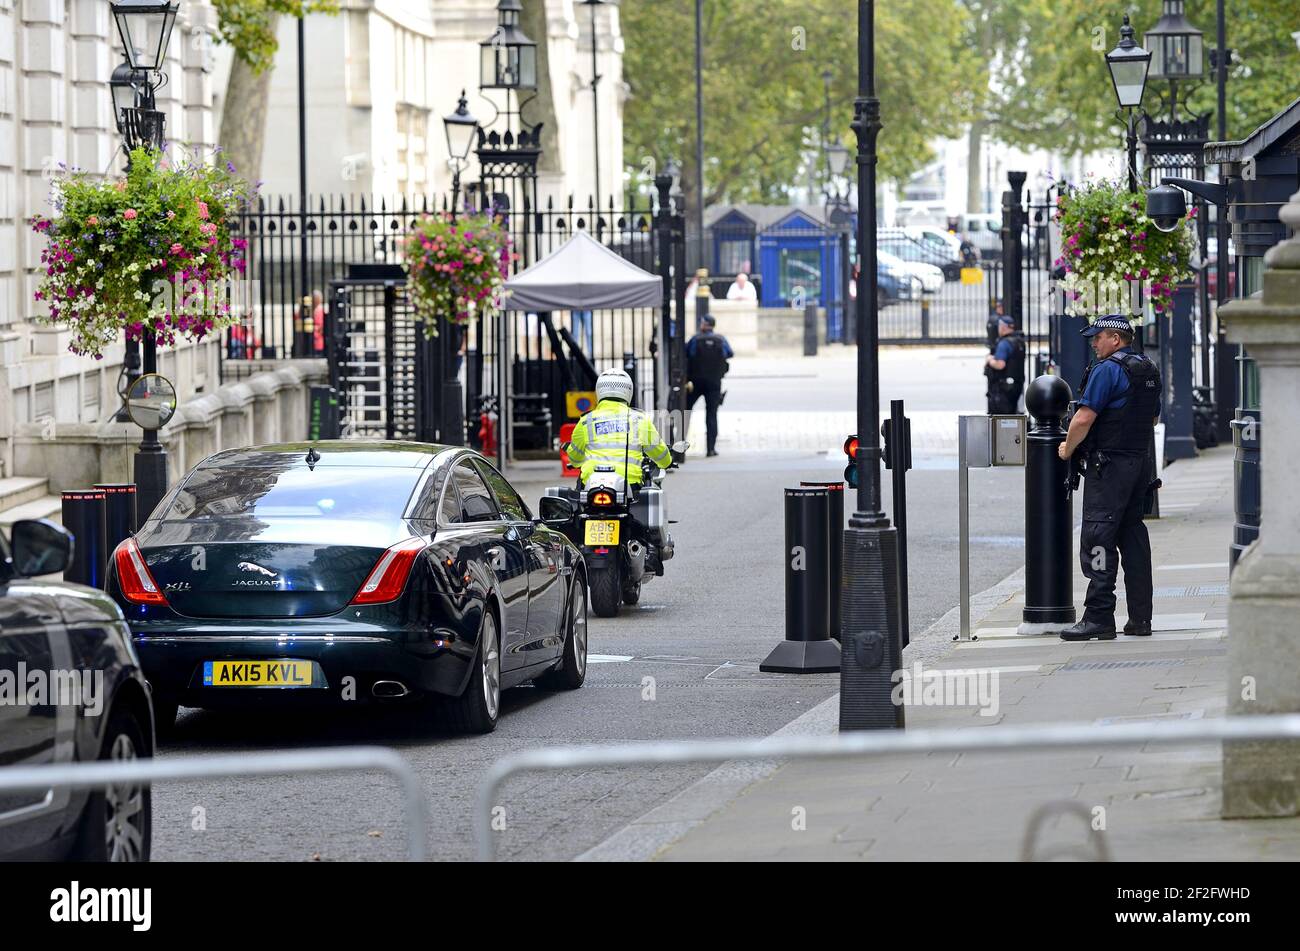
{"left": 107, "top": 441, "right": 588, "bottom": 735}
{"left": 0, "top": 519, "right": 154, "bottom": 861}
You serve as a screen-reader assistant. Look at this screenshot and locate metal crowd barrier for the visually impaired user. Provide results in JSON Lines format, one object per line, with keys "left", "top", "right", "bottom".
{"left": 475, "top": 713, "right": 1300, "bottom": 861}
{"left": 0, "top": 746, "right": 428, "bottom": 861}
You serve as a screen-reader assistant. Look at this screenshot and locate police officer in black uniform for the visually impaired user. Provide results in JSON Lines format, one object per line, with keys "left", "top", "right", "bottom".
{"left": 1057, "top": 315, "right": 1162, "bottom": 640}
{"left": 686, "top": 314, "right": 734, "bottom": 457}
{"left": 984, "top": 313, "right": 1026, "bottom": 414}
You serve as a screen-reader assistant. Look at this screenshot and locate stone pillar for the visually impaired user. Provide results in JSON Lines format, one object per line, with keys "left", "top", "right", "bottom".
{"left": 1220, "top": 187, "right": 1300, "bottom": 818}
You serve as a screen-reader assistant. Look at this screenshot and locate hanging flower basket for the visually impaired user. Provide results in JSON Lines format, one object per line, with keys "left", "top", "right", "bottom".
{"left": 1053, "top": 178, "right": 1196, "bottom": 320}
{"left": 29, "top": 147, "right": 254, "bottom": 359}
{"left": 402, "top": 212, "right": 515, "bottom": 336}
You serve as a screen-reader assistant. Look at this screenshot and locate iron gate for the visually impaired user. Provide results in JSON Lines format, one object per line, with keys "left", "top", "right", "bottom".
{"left": 303, "top": 193, "right": 681, "bottom": 457}
{"left": 326, "top": 270, "right": 429, "bottom": 441}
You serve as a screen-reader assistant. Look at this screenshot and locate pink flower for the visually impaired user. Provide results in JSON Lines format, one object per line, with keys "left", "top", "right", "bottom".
{"left": 196, "top": 201, "right": 210, "bottom": 219}
{"left": 86, "top": 215, "right": 99, "bottom": 226}
{"left": 170, "top": 243, "right": 184, "bottom": 255}
{"left": 123, "top": 208, "right": 137, "bottom": 220}
{"left": 167, "top": 211, "right": 176, "bottom": 221}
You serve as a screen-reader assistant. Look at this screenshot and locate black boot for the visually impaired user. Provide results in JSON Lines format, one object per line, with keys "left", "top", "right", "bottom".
{"left": 1123, "top": 619, "right": 1152, "bottom": 636}
{"left": 1059, "top": 619, "right": 1117, "bottom": 641}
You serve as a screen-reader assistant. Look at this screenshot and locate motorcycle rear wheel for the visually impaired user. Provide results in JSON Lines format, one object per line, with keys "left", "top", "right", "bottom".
{"left": 589, "top": 565, "right": 622, "bottom": 617}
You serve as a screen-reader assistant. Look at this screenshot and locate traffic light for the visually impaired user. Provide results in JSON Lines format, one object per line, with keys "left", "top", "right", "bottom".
{"left": 843, "top": 434, "right": 859, "bottom": 488}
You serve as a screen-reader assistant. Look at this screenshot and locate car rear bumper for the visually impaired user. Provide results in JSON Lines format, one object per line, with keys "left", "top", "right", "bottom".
{"left": 134, "top": 630, "right": 473, "bottom": 706}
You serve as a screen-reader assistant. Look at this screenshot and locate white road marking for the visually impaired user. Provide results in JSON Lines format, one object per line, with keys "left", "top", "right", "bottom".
{"left": 587, "top": 654, "right": 633, "bottom": 664}
{"left": 1157, "top": 562, "right": 1229, "bottom": 571}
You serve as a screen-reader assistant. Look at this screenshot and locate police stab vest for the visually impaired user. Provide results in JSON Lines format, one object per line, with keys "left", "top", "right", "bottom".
{"left": 688, "top": 333, "right": 728, "bottom": 382}
{"left": 1085, "top": 352, "right": 1161, "bottom": 454}
{"left": 1004, "top": 333, "right": 1026, "bottom": 392}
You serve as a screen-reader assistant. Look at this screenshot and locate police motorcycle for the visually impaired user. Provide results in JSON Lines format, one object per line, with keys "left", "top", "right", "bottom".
{"left": 539, "top": 441, "right": 689, "bottom": 617}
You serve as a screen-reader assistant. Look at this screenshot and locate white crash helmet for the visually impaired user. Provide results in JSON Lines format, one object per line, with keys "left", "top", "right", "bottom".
{"left": 595, "top": 367, "right": 635, "bottom": 404}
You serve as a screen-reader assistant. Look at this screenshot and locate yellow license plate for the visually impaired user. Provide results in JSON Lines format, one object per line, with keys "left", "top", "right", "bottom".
{"left": 203, "top": 659, "right": 315, "bottom": 687}
{"left": 584, "top": 519, "right": 620, "bottom": 546}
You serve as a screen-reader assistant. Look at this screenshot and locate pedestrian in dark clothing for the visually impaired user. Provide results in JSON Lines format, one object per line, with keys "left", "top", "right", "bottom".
{"left": 686, "top": 315, "right": 733, "bottom": 457}
{"left": 1056, "top": 315, "right": 1162, "bottom": 641}
{"left": 984, "top": 313, "right": 1026, "bottom": 414}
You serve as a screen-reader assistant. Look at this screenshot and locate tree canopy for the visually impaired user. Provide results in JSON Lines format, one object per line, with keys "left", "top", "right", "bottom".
{"left": 621, "top": 0, "right": 975, "bottom": 205}
{"left": 623, "top": 0, "right": 1300, "bottom": 206}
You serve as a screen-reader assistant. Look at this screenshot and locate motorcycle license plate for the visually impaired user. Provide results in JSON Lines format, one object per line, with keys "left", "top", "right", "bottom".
{"left": 584, "top": 520, "right": 620, "bottom": 546}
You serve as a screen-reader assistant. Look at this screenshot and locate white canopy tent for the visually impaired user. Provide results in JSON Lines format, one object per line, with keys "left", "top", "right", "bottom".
{"left": 502, "top": 230, "right": 662, "bottom": 311}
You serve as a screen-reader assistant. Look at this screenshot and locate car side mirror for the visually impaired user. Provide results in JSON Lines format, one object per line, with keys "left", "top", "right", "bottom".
{"left": 537, "top": 496, "right": 575, "bottom": 525}
{"left": 10, "top": 519, "right": 73, "bottom": 577}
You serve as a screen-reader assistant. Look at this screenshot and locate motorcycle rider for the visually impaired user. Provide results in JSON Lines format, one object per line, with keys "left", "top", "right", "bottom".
{"left": 566, "top": 368, "right": 674, "bottom": 487}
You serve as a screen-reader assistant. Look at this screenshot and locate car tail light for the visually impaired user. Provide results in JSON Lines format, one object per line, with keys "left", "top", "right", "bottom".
{"left": 113, "top": 538, "right": 168, "bottom": 606}
{"left": 591, "top": 490, "right": 614, "bottom": 507}
{"left": 351, "top": 537, "right": 425, "bottom": 605}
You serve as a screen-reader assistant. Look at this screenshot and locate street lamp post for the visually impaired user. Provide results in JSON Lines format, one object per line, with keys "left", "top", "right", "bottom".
{"left": 110, "top": 0, "right": 178, "bottom": 520}
{"left": 693, "top": 0, "right": 705, "bottom": 266}
{"left": 443, "top": 90, "right": 479, "bottom": 218}
{"left": 823, "top": 136, "right": 850, "bottom": 344}
{"left": 1105, "top": 15, "right": 1152, "bottom": 193}
{"left": 1141, "top": 0, "right": 1207, "bottom": 463}
{"left": 839, "top": 0, "right": 903, "bottom": 731}
{"left": 581, "top": 0, "right": 603, "bottom": 220}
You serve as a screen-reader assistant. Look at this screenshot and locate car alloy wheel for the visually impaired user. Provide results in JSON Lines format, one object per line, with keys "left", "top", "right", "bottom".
{"left": 572, "top": 583, "right": 588, "bottom": 679}
{"left": 481, "top": 612, "right": 500, "bottom": 721}
{"left": 104, "top": 732, "right": 147, "bottom": 862}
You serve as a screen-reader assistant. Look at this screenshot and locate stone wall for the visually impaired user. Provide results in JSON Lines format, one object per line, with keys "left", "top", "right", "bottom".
{"left": 11, "top": 360, "right": 325, "bottom": 492}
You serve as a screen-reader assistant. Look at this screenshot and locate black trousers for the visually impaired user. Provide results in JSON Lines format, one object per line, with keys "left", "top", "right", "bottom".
{"left": 688, "top": 378, "right": 723, "bottom": 453}
{"left": 987, "top": 385, "right": 1020, "bottom": 415}
{"left": 1079, "top": 452, "right": 1153, "bottom": 626}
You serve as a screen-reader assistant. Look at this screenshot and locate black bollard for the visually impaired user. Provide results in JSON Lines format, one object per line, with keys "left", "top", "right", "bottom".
{"left": 95, "top": 484, "right": 137, "bottom": 570}
{"left": 760, "top": 487, "right": 841, "bottom": 673}
{"left": 61, "top": 489, "right": 106, "bottom": 588}
{"left": 800, "top": 481, "right": 844, "bottom": 639}
{"left": 1020, "top": 375, "right": 1077, "bottom": 633}
{"left": 803, "top": 304, "right": 818, "bottom": 356}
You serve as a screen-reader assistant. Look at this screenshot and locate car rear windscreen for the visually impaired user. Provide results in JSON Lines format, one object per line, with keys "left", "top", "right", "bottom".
{"left": 162, "top": 466, "right": 421, "bottom": 525}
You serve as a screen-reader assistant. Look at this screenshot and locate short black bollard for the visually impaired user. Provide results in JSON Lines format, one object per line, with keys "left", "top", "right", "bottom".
{"left": 1019, "top": 375, "right": 1077, "bottom": 633}
{"left": 803, "top": 304, "right": 818, "bottom": 356}
{"left": 920, "top": 296, "right": 931, "bottom": 339}
{"left": 61, "top": 489, "right": 106, "bottom": 588}
{"left": 800, "top": 481, "right": 844, "bottom": 639}
{"left": 95, "top": 483, "right": 137, "bottom": 564}
{"left": 760, "top": 487, "right": 841, "bottom": 673}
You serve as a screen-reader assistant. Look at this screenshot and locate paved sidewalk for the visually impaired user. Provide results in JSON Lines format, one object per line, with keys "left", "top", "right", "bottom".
{"left": 652, "top": 445, "right": 1300, "bottom": 860}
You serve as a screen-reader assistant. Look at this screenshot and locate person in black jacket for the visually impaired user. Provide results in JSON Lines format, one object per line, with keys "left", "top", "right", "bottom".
{"left": 984, "top": 313, "right": 1026, "bottom": 414}
{"left": 1056, "top": 315, "right": 1162, "bottom": 641}
{"left": 686, "top": 315, "right": 734, "bottom": 457}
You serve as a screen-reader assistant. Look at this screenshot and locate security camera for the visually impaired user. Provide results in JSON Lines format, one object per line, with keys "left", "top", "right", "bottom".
{"left": 1145, "top": 183, "right": 1187, "bottom": 233}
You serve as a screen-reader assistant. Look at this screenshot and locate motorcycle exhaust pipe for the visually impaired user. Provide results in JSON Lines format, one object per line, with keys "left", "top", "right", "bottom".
{"left": 626, "top": 539, "right": 647, "bottom": 580}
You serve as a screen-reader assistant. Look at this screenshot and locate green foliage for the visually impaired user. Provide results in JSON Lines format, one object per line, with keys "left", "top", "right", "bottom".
{"left": 29, "top": 148, "right": 254, "bottom": 357}
{"left": 1000, "top": 0, "right": 1300, "bottom": 155}
{"left": 211, "top": 0, "right": 339, "bottom": 72}
{"left": 403, "top": 213, "right": 515, "bottom": 335}
{"left": 621, "top": 0, "right": 975, "bottom": 203}
{"left": 1055, "top": 178, "right": 1195, "bottom": 315}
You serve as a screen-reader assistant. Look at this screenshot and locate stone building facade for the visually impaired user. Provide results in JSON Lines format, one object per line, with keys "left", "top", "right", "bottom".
{"left": 255, "top": 0, "right": 626, "bottom": 207}
{"left": 0, "top": 0, "right": 224, "bottom": 482}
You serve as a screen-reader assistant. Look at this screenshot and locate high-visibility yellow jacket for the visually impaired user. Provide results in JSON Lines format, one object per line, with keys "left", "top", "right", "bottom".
{"left": 567, "top": 398, "right": 673, "bottom": 485}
